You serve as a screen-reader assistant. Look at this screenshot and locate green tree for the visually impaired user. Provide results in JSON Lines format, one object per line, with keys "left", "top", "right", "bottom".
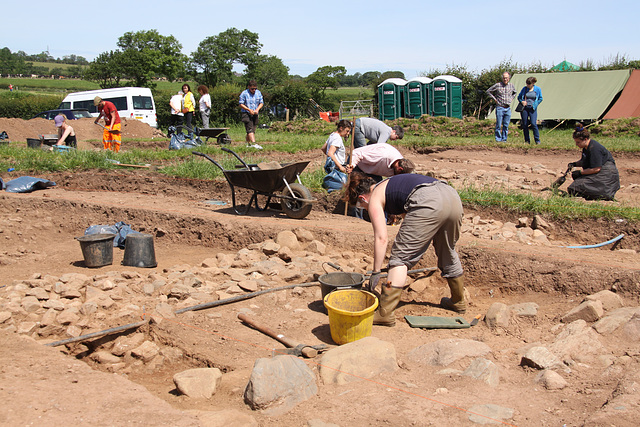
{"left": 244, "top": 54, "right": 289, "bottom": 89}
{"left": 360, "top": 71, "right": 381, "bottom": 87}
{"left": 85, "top": 51, "right": 124, "bottom": 88}
{"left": 269, "top": 79, "right": 311, "bottom": 119}
{"left": 192, "top": 28, "right": 262, "bottom": 89}
{"left": 116, "top": 29, "right": 186, "bottom": 87}
{"left": 305, "top": 65, "right": 346, "bottom": 103}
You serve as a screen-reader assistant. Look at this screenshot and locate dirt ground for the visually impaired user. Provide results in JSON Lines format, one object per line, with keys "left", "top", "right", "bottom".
{"left": 1, "top": 119, "right": 640, "bottom": 426}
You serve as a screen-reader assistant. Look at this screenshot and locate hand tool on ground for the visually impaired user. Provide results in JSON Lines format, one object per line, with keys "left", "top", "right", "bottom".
{"left": 95, "top": 122, "right": 121, "bottom": 134}
{"left": 404, "top": 315, "right": 470, "bottom": 329}
{"left": 237, "top": 313, "right": 327, "bottom": 358}
{"left": 542, "top": 165, "right": 572, "bottom": 191}
{"left": 469, "top": 314, "right": 483, "bottom": 326}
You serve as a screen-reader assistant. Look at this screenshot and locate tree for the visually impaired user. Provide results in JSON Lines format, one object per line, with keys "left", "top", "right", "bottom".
{"left": 115, "top": 29, "right": 186, "bottom": 87}
{"left": 192, "top": 28, "right": 262, "bottom": 89}
{"left": 85, "top": 51, "right": 124, "bottom": 88}
{"left": 244, "top": 54, "right": 289, "bottom": 89}
{"left": 269, "top": 80, "right": 311, "bottom": 119}
{"left": 360, "top": 71, "right": 381, "bottom": 87}
{"left": 305, "top": 65, "right": 346, "bottom": 103}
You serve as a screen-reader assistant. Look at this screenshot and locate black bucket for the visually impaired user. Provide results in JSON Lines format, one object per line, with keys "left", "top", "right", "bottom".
{"left": 318, "top": 272, "right": 365, "bottom": 300}
{"left": 27, "top": 138, "right": 41, "bottom": 149}
{"left": 75, "top": 233, "right": 116, "bottom": 268}
{"left": 122, "top": 233, "right": 157, "bottom": 268}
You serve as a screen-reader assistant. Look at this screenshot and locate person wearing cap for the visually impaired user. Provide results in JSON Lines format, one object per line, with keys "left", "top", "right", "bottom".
{"left": 93, "top": 96, "right": 121, "bottom": 152}
{"left": 54, "top": 114, "right": 76, "bottom": 148}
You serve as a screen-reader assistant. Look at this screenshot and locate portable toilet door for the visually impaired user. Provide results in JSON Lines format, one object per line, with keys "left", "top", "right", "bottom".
{"left": 377, "top": 78, "right": 407, "bottom": 120}
{"left": 406, "top": 77, "right": 432, "bottom": 117}
{"left": 432, "top": 75, "right": 463, "bottom": 118}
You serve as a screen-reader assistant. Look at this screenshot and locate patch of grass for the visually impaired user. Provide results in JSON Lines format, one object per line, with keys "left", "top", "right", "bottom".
{"left": 457, "top": 183, "right": 640, "bottom": 221}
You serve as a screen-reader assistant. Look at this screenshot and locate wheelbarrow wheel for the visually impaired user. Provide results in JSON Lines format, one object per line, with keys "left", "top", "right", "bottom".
{"left": 281, "top": 183, "right": 312, "bottom": 219}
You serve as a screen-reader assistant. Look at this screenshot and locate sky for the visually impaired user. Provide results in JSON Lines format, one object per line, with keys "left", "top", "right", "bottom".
{"left": 4, "top": 0, "right": 639, "bottom": 79}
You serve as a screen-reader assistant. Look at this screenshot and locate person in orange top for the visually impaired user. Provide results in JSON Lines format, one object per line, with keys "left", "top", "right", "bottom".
{"left": 93, "top": 96, "right": 121, "bottom": 152}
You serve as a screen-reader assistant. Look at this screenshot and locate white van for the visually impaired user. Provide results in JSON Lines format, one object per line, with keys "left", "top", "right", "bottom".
{"left": 59, "top": 87, "right": 157, "bottom": 128}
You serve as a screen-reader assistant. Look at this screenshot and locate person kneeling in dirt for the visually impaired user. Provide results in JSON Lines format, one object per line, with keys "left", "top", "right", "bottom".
{"left": 53, "top": 114, "right": 77, "bottom": 148}
{"left": 567, "top": 123, "right": 620, "bottom": 201}
{"left": 344, "top": 172, "right": 466, "bottom": 326}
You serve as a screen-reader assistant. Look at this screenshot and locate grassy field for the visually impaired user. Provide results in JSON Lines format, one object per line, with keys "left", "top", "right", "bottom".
{"left": 0, "top": 77, "right": 100, "bottom": 94}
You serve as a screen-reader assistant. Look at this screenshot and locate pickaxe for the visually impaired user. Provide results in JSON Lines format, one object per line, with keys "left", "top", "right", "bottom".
{"left": 237, "top": 313, "right": 327, "bottom": 358}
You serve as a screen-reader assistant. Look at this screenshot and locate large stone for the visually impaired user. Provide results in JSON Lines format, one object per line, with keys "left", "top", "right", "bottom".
{"left": 509, "top": 302, "right": 538, "bottom": 317}
{"left": 561, "top": 300, "right": 604, "bottom": 323}
{"left": 583, "top": 371, "right": 640, "bottom": 427}
{"left": 275, "top": 230, "right": 300, "bottom": 250}
{"left": 57, "top": 309, "right": 80, "bottom": 325}
{"left": 305, "top": 240, "right": 326, "bottom": 255}
{"left": 91, "top": 351, "right": 122, "bottom": 364}
{"left": 131, "top": 341, "right": 160, "bottom": 363}
{"left": 623, "top": 311, "right": 640, "bottom": 341}
{"left": 462, "top": 357, "right": 500, "bottom": 387}
{"left": 520, "top": 346, "right": 564, "bottom": 370}
{"left": 593, "top": 307, "right": 639, "bottom": 335}
{"left": 485, "top": 303, "right": 510, "bottom": 328}
{"left": 244, "top": 355, "right": 317, "bottom": 415}
{"left": 173, "top": 368, "right": 223, "bottom": 399}
{"left": 111, "top": 332, "right": 146, "bottom": 356}
{"left": 408, "top": 338, "right": 491, "bottom": 367}
{"left": 21, "top": 296, "right": 42, "bottom": 313}
{"left": 468, "top": 404, "right": 514, "bottom": 425}
{"left": 536, "top": 370, "right": 568, "bottom": 390}
{"left": 550, "top": 320, "right": 605, "bottom": 362}
{"left": 0, "top": 311, "right": 13, "bottom": 324}
{"left": 26, "top": 287, "right": 49, "bottom": 300}
{"left": 319, "top": 337, "right": 397, "bottom": 385}
{"left": 584, "top": 290, "right": 624, "bottom": 311}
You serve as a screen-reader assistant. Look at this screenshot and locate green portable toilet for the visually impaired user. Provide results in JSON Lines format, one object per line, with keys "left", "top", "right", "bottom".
{"left": 405, "top": 77, "right": 432, "bottom": 118}
{"left": 431, "top": 75, "right": 463, "bottom": 119}
{"left": 377, "top": 78, "right": 407, "bottom": 120}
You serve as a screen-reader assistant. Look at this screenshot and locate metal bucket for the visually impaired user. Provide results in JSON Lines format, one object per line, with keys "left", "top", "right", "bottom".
{"left": 318, "top": 272, "right": 365, "bottom": 300}
{"left": 75, "top": 233, "right": 116, "bottom": 268}
{"left": 122, "top": 233, "right": 157, "bottom": 268}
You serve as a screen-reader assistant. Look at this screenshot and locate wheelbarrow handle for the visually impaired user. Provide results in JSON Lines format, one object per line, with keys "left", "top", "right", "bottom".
{"left": 192, "top": 151, "right": 225, "bottom": 172}
{"left": 221, "top": 146, "right": 249, "bottom": 169}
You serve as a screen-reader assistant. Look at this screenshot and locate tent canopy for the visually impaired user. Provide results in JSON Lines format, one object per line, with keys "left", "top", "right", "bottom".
{"left": 603, "top": 69, "right": 640, "bottom": 119}
{"left": 550, "top": 60, "right": 579, "bottom": 72}
{"left": 488, "top": 70, "right": 631, "bottom": 120}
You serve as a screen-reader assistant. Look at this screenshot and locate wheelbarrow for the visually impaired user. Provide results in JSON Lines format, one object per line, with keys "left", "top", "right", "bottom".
{"left": 192, "top": 147, "right": 314, "bottom": 219}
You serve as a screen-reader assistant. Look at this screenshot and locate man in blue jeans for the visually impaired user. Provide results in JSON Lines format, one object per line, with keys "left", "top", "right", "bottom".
{"left": 486, "top": 72, "right": 516, "bottom": 142}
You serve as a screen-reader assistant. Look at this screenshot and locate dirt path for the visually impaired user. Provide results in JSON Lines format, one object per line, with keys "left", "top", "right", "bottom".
{"left": 1, "top": 144, "right": 639, "bottom": 426}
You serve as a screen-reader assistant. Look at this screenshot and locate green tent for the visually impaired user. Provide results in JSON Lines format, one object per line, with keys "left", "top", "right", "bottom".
{"left": 550, "top": 60, "right": 579, "bottom": 72}
{"left": 488, "top": 69, "right": 631, "bottom": 120}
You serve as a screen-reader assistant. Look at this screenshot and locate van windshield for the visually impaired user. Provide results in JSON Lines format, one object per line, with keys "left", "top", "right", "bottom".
{"left": 72, "top": 96, "right": 128, "bottom": 114}
{"left": 133, "top": 96, "right": 153, "bottom": 110}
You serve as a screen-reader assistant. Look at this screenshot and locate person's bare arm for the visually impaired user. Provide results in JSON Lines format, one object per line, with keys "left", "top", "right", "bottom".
{"left": 368, "top": 187, "right": 388, "bottom": 272}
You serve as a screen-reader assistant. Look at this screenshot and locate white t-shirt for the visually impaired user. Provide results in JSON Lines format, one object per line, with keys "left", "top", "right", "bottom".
{"left": 325, "top": 132, "right": 346, "bottom": 165}
{"left": 199, "top": 94, "right": 211, "bottom": 112}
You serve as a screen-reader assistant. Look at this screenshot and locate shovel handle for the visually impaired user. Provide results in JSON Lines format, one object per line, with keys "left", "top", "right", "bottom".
{"left": 237, "top": 313, "right": 317, "bottom": 358}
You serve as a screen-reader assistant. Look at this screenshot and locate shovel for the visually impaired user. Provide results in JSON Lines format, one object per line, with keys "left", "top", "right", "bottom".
{"left": 95, "top": 122, "right": 122, "bottom": 134}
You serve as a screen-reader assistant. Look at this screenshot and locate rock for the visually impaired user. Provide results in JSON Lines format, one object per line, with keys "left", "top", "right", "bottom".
{"left": 583, "top": 371, "right": 640, "bottom": 427}
{"left": 154, "top": 302, "right": 175, "bottom": 318}
{"left": 192, "top": 409, "right": 258, "bottom": 427}
{"left": 17, "top": 321, "right": 37, "bottom": 334}
{"left": 0, "top": 311, "right": 12, "bottom": 324}
{"left": 468, "top": 404, "right": 514, "bottom": 425}
{"left": 131, "top": 341, "right": 160, "bottom": 363}
{"left": 408, "top": 338, "right": 491, "bottom": 367}
{"left": 21, "top": 296, "right": 42, "bottom": 313}
{"left": 277, "top": 246, "right": 293, "bottom": 262}
{"left": 112, "top": 332, "right": 146, "bottom": 356}
{"left": 92, "top": 351, "right": 122, "bottom": 364}
{"left": 585, "top": 290, "right": 624, "bottom": 311}
{"left": 42, "top": 299, "right": 65, "bottom": 311}
{"left": 485, "top": 303, "right": 510, "bottom": 328}
{"left": 520, "top": 346, "right": 565, "bottom": 370}
{"left": 57, "top": 309, "right": 80, "bottom": 325}
{"left": 201, "top": 257, "right": 218, "bottom": 268}
{"left": 169, "top": 285, "right": 192, "bottom": 300}
{"left": 517, "top": 217, "right": 528, "bottom": 227}
{"left": 319, "top": 337, "right": 397, "bottom": 385}
{"left": 275, "top": 230, "right": 300, "bottom": 250}
{"left": 593, "top": 307, "right": 639, "bottom": 335}
{"left": 142, "top": 282, "right": 155, "bottom": 296}
{"left": 244, "top": 355, "right": 317, "bottom": 415}
{"left": 238, "top": 280, "right": 259, "bottom": 292}
{"left": 623, "top": 311, "right": 640, "bottom": 341}
{"left": 293, "top": 228, "right": 314, "bottom": 243}
{"left": 550, "top": 320, "right": 605, "bottom": 362}
{"left": 26, "top": 287, "right": 49, "bottom": 300}
{"left": 80, "top": 301, "right": 98, "bottom": 316}
{"left": 173, "top": 368, "right": 223, "bottom": 399}
{"left": 305, "top": 240, "right": 326, "bottom": 255}
{"left": 561, "top": 300, "right": 604, "bottom": 323}
{"left": 532, "top": 215, "right": 551, "bottom": 230}
{"left": 536, "top": 370, "right": 568, "bottom": 390}
{"left": 40, "top": 308, "right": 57, "bottom": 326}
{"left": 509, "top": 302, "right": 538, "bottom": 317}
{"left": 462, "top": 358, "right": 500, "bottom": 387}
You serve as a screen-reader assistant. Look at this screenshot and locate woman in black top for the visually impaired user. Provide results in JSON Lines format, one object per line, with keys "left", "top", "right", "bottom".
{"left": 567, "top": 123, "right": 620, "bottom": 200}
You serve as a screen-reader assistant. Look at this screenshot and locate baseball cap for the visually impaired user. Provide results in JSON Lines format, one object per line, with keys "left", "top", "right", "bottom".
{"left": 93, "top": 96, "right": 102, "bottom": 106}
{"left": 54, "top": 115, "right": 65, "bottom": 127}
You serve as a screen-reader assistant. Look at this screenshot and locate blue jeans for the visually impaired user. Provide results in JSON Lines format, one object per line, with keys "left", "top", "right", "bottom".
{"left": 520, "top": 107, "right": 540, "bottom": 144}
{"left": 494, "top": 105, "right": 511, "bottom": 141}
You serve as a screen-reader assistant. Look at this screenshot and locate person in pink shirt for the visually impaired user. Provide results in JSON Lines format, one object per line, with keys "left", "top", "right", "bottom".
{"left": 345, "top": 142, "right": 415, "bottom": 182}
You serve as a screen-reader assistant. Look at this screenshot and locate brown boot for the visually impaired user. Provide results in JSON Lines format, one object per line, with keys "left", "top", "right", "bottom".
{"left": 373, "top": 283, "right": 403, "bottom": 326}
{"left": 440, "top": 276, "right": 467, "bottom": 314}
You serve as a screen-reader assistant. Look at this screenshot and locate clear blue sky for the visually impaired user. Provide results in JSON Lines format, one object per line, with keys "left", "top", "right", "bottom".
{"left": 5, "top": 0, "right": 638, "bottom": 78}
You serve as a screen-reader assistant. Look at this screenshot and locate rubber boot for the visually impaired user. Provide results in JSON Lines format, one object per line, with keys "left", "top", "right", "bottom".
{"left": 440, "top": 276, "right": 467, "bottom": 314}
{"left": 373, "top": 283, "right": 403, "bottom": 327}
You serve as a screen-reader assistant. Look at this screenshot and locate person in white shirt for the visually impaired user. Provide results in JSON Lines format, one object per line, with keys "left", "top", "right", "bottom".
{"left": 197, "top": 85, "right": 212, "bottom": 128}
{"left": 169, "top": 91, "right": 184, "bottom": 131}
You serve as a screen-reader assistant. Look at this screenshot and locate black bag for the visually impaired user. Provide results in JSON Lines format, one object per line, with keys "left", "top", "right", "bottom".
{"left": 515, "top": 102, "right": 524, "bottom": 113}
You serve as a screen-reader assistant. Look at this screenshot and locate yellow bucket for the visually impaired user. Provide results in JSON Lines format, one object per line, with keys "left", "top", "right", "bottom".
{"left": 324, "top": 289, "right": 379, "bottom": 345}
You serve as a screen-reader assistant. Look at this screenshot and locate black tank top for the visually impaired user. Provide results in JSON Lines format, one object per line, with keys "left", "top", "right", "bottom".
{"left": 384, "top": 174, "right": 438, "bottom": 215}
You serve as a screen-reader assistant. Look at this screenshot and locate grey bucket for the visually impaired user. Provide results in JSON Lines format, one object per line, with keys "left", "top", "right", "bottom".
{"left": 122, "top": 233, "right": 157, "bottom": 268}
{"left": 75, "top": 233, "right": 116, "bottom": 268}
{"left": 318, "top": 272, "right": 365, "bottom": 300}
